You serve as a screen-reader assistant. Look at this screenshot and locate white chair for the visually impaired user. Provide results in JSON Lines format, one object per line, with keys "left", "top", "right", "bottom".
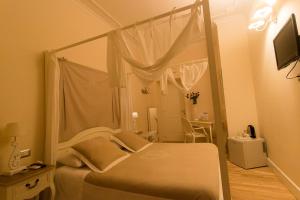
{"left": 181, "top": 117, "right": 209, "bottom": 143}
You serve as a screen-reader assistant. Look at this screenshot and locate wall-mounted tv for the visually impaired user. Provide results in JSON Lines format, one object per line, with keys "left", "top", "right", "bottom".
{"left": 273, "top": 14, "right": 300, "bottom": 70}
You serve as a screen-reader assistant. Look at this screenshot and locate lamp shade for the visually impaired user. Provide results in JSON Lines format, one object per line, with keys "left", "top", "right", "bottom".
{"left": 3, "top": 122, "right": 20, "bottom": 138}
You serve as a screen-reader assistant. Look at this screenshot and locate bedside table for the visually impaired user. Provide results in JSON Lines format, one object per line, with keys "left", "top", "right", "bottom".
{"left": 228, "top": 137, "right": 267, "bottom": 169}
{"left": 0, "top": 166, "right": 55, "bottom": 200}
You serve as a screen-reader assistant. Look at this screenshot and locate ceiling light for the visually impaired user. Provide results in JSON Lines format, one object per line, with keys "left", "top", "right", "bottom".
{"left": 265, "top": 0, "right": 276, "bottom": 6}
{"left": 248, "top": 20, "right": 266, "bottom": 30}
{"left": 253, "top": 6, "right": 273, "bottom": 19}
{"left": 248, "top": 0, "right": 277, "bottom": 31}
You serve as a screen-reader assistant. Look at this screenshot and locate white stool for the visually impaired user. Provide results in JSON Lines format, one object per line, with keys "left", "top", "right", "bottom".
{"left": 228, "top": 137, "right": 267, "bottom": 169}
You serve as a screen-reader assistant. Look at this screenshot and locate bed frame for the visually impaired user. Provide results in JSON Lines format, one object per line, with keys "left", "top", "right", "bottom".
{"left": 46, "top": 1, "right": 231, "bottom": 198}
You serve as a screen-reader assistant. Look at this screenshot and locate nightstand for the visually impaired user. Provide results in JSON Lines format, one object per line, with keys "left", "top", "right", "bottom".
{"left": 228, "top": 137, "right": 267, "bottom": 169}
{"left": 0, "top": 166, "right": 55, "bottom": 200}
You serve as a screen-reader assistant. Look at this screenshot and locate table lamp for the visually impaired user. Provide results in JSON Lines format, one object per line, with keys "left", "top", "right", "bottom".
{"left": 0, "top": 122, "right": 25, "bottom": 175}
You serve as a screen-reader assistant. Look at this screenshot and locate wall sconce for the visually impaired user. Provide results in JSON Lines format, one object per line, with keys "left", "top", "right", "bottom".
{"left": 141, "top": 87, "right": 150, "bottom": 95}
{"left": 185, "top": 92, "right": 200, "bottom": 105}
{"left": 248, "top": 0, "right": 277, "bottom": 31}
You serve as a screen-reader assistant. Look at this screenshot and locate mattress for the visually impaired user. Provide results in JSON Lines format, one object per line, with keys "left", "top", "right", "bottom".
{"left": 55, "top": 143, "right": 222, "bottom": 200}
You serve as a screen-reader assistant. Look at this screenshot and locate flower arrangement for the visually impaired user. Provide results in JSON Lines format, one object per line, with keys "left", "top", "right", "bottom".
{"left": 185, "top": 91, "right": 200, "bottom": 104}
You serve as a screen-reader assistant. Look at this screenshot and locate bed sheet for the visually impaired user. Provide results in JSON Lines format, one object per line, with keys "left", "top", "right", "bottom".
{"left": 55, "top": 143, "right": 223, "bottom": 200}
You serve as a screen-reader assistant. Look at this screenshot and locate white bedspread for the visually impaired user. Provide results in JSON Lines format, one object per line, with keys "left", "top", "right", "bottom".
{"left": 55, "top": 166, "right": 90, "bottom": 200}
{"left": 55, "top": 143, "right": 224, "bottom": 200}
{"left": 55, "top": 166, "right": 171, "bottom": 200}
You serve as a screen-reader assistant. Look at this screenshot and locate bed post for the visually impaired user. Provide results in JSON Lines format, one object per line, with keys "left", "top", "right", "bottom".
{"left": 44, "top": 52, "right": 60, "bottom": 166}
{"left": 202, "top": 0, "right": 231, "bottom": 199}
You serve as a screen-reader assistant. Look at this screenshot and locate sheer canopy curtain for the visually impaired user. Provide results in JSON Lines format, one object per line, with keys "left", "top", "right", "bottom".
{"left": 165, "top": 60, "right": 208, "bottom": 93}
{"left": 107, "top": 2, "right": 208, "bottom": 94}
{"left": 44, "top": 53, "right": 123, "bottom": 164}
{"left": 59, "top": 59, "right": 120, "bottom": 142}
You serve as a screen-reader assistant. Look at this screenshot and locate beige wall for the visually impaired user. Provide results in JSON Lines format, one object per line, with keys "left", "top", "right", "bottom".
{"left": 187, "top": 68, "right": 215, "bottom": 122}
{"left": 0, "top": 0, "right": 113, "bottom": 168}
{"left": 130, "top": 76, "right": 159, "bottom": 133}
{"left": 215, "top": 15, "right": 259, "bottom": 137}
{"left": 130, "top": 42, "right": 214, "bottom": 137}
{"left": 171, "top": 43, "right": 214, "bottom": 122}
{"left": 248, "top": 0, "right": 300, "bottom": 187}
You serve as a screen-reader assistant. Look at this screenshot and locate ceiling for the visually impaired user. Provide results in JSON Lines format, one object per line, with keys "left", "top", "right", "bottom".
{"left": 77, "top": 0, "right": 253, "bottom": 27}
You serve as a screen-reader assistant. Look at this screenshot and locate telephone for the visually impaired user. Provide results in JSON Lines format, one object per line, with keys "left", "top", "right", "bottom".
{"left": 28, "top": 162, "right": 46, "bottom": 170}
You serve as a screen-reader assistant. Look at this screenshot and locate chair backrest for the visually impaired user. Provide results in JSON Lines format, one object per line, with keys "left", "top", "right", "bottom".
{"left": 181, "top": 117, "right": 194, "bottom": 134}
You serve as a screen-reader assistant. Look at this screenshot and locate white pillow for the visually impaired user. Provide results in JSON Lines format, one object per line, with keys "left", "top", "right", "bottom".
{"left": 72, "top": 137, "right": 130, "bottom": 173}
{"left": 57, "top": 148, "right": 84, "bottom": 168}
{"left": 111, "top": 132, "right": 152, "bottom": 152}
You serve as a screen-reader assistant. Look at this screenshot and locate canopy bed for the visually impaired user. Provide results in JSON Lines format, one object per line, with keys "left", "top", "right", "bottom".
{"left": 44, "top": 0, "right": 230, "bottom": 199}
{"left": 54, "top": 127, "right": 222, "bottom": 200}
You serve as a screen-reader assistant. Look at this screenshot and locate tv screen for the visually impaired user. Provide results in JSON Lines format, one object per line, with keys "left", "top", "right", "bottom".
{"left": 273, "top": 14, "right": 300, "bottom": 70}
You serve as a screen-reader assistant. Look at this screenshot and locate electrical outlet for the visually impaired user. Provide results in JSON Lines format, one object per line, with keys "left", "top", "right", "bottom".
{"left": 20, "top": 149, "right": 31, "bottom": 159}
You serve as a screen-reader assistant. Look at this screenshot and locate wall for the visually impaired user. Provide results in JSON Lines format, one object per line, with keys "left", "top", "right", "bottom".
{"left": 170, "top": 43, "right": 215, "bottom": 122}
{"left": 130, "top": 75, "right": 159, "bottom": 133}
{"left": 0, "top": 0, "right": 113, "bottom": 169}
{"left": 215, "top": 15, "right": 259, "bottom": 137}
{"left": 129, "top": 42, "right": 215, "bottom": 140}
{"left": 186, "top": 68, "right": 215, "bottom": 122}
{"left": 248, "top": 0, "right": 300, "bottom": 189}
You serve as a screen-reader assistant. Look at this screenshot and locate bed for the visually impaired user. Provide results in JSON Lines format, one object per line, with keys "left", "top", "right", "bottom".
{"left": 54, "top": 127, "right": 223, "bottom": 200}
{"left": 45, "top": 0, "right": 230, "bottom": 198}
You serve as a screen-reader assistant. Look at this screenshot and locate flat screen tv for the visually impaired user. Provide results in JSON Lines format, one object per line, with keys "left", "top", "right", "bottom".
{"left": 273, "top": 14, "right": 300, "bottom": 70}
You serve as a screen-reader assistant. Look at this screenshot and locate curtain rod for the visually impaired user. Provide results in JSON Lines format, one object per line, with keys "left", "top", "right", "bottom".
{"left": 51, "top": 1, "right": 202, "bottom": 53}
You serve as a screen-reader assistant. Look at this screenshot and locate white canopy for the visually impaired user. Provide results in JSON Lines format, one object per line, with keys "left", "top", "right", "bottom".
{"left": 107, "top": 3, "right": 208, "bottom": 93}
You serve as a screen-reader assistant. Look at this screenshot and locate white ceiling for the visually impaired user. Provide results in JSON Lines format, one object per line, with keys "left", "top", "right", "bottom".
{"left": 77, "top": 0, "right": 253, "bottom": 27}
